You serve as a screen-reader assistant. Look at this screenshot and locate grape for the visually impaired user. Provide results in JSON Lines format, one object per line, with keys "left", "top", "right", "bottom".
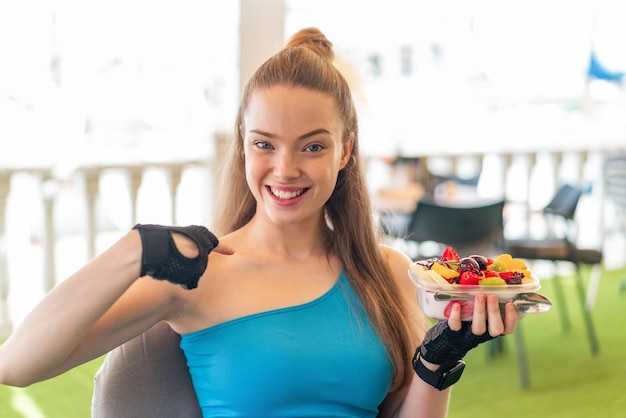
{"left": 487, "top": 260, "right": 507, "bottom": 272}
{"left": 469, "top": 255, "right": 489, "bottom": 270}
{"left": 459, "top": 257, "right": 480, "bottom": 273}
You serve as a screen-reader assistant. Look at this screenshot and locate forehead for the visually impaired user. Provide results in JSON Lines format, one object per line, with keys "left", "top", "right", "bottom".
{"left": 244, "top": 86, "right": 342, "bottom": 133}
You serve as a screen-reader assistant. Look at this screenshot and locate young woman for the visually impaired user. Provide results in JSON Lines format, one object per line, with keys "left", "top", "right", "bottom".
{"left": 0, "top": 28, "right": 516, "bottom": 417}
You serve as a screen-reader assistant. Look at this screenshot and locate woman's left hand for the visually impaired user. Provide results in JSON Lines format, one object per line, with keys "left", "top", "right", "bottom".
{"left": 419, "top": 294, "right": 517, "bottom": 368}
{"left": 448, "top": 293, "right": 517, "bottom": 336}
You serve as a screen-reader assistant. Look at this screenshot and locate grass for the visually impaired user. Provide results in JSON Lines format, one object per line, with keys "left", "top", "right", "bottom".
{"left": 0, "top": 268, "right": 624, "bottom": 417}
{"left": 0, "top": 357, "right": 103, "bottom": 418}
{"left": 448, "top": 266, "right": 626, "bottom": 418}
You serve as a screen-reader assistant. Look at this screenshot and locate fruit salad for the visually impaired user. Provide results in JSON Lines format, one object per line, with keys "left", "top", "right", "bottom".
{"left": 408, "top": 246, "right": 541, "bottom": 320}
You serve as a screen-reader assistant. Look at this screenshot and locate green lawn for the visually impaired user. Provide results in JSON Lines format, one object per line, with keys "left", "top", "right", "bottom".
{"left": 0, "top": 357, "right": 103, "bottom": 418}
{"left": 0, "top": 268, "right": 624, "bottom": 417}
{"left": 449, "top": 267, "right": 626, "bottom": 418}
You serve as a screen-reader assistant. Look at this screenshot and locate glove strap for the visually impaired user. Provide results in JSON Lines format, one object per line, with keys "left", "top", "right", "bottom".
{"left": 412, "top": 347, "right": 465, "bottom": 390}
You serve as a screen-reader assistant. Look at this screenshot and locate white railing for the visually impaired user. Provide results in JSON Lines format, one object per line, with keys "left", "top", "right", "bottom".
{"left": 0, "top": 132, "right": 231, "bottom": 338}
{"left": 0, "top": 160, "right": 208, "bottom": 337}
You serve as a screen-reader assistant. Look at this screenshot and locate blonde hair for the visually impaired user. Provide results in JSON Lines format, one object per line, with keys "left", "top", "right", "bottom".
{"left": 212, "top": 27, "right": 421, "bottom": 391}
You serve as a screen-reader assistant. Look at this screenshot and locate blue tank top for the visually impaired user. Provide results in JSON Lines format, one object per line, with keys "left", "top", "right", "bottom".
{"left": 179, "top": 271, "right": 393, "bottom": 417}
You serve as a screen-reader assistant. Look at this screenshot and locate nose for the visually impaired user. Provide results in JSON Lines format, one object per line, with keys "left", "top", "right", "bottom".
{"left": 273, "top": 150, "right": 300, "bottom": 181}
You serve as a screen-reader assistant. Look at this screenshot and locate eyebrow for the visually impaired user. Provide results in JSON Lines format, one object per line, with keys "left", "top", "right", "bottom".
{"left": 249, "top": 128, "right": 331, "bottom": 140}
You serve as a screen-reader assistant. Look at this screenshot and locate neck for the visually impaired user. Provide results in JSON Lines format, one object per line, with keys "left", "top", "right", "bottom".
{"left": 240, "top": 215, "right": 329, "bottom": 259}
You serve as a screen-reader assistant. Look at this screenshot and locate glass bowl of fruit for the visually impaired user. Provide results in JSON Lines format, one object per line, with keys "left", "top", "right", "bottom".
{"left": 408, "top": 247, "right": 542, "bottom": 321}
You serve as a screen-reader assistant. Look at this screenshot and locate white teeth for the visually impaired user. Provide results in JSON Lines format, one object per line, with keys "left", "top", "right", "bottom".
{"left": 271, "top": 188, "right": 304, "bottom": 200}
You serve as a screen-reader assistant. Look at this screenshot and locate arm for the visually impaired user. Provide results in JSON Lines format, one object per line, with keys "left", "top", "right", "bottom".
{"left": 395, "top": 297, "right": 516, "bottom": 418}
{"left": 0, "top": 230, "right": 164, "bottom": 387}
{"left": 0, "top": 225, "right": 230, "bottom": 387}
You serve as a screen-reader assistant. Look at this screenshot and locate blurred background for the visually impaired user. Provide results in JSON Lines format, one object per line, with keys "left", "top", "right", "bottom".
{"left": 1, "top": 0, "right": 626, "bottom": 416}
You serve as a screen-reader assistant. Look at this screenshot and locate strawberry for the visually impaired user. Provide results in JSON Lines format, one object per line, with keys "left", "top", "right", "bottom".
{"left": 483, "top": 270, "right": 499, "bottom": 278}
{"left": 441, "top": 246, "right": 460, "bottom": 263}
{"left": 459, "top": 270, "right": 481, "bottom": 285}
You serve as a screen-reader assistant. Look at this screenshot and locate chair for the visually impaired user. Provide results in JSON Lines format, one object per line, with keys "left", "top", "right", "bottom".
{"left": 503, "top": 184, "right": 601, "bottom": 358}
{"left": 603, "top": 153, "right": 626, "bottom": 292}
{"left": 92, "top": 322, "right": 202, "bottom": 418}
{"left": 425, "top": 173, "right": 481, "bottom": 195}
{"left": 404, "top": 194, "right": 506, "bottom": 260}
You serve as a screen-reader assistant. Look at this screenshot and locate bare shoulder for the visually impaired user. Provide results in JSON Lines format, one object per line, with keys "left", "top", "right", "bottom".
{"left": 378, "top": 244, "right": 427, "bottom": 336}
{"left": 379, "top": 243, "right": 412, "bottom": 264}
{"left": 378, "top": 244, "right": 414, "bottom": 291}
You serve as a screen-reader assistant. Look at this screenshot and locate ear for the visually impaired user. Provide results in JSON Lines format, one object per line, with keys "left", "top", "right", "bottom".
{"left": 339, "top": 133, "right": 355, "bottom": 170}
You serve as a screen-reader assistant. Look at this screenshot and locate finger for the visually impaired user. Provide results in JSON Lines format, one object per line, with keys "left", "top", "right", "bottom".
{"left": 213, "top": 243, "right": 235, "bottom": 255}
{"left": 471, "top": 293, "right": 487, "bottom": 335}
{"left": 447, "top": 303, "right": 462, "bottom": 331}
{"left": 486, "top": 294, "right": 505, "bottom": 336}
{"left": 502, "top": 302, "right": 518, "bottom": 334}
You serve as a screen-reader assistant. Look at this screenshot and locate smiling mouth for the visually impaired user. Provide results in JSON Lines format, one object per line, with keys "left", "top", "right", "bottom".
{"left": 269, "top": 187, "right": 306, "bottom": 200}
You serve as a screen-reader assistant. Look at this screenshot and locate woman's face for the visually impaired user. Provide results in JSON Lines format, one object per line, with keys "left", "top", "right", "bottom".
{"left": 242, "top": 85, "right": 353, "bottom": 227}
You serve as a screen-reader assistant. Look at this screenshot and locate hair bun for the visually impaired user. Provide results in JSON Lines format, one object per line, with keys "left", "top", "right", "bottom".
{"left": 286, "top": 27, "right": 334, "bottom": 61}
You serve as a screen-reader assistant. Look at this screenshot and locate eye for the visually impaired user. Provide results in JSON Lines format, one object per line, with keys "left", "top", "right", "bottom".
{"left": 305, "top": 143, "right": 324, "bottom": 153}
{"left": 254, "top": 140, "right": 273, "bottom": 150}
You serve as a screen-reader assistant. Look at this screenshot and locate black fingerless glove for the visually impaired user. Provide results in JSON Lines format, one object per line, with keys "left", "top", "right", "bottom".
{"left": 420, "top": 321, "right": 496, "bottom": 367}
{"left": 132, "top": 224, "right": 219, "bottom": 290}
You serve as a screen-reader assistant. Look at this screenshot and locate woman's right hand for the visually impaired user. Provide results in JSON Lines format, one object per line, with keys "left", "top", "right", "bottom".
{"left": 133, "top": 224, "right": 234, "bottom": 290}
